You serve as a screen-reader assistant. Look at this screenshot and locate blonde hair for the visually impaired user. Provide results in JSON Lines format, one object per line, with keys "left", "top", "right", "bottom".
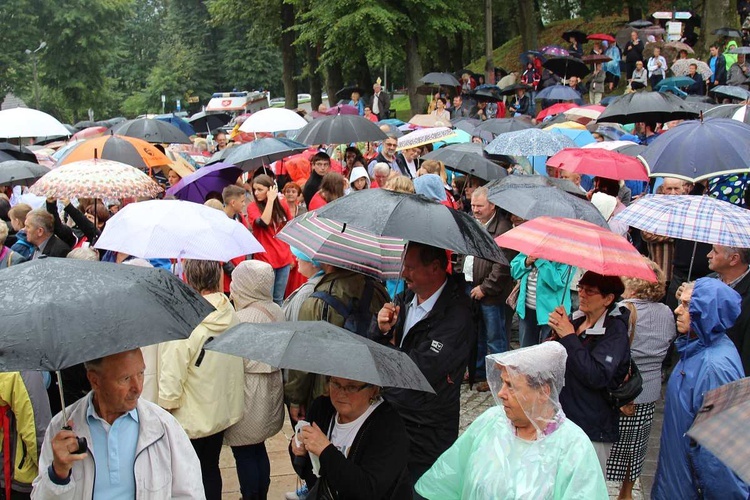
{"left": 385, "top": 175, "right": 415, "bottom": 194}
{"left": 420, "top": 159, "right": 447, "bottom": 183}
{"left": 622, "top": 258, "right": 667, "bottom": 302}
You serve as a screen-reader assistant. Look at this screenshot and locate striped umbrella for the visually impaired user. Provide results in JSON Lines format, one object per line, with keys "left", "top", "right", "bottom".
{"left": 56, "top": 134, "right": 171, "bottom": 169}
{"left": 277, "top": 212, "right": 405, "bottom": 280}
{"left": 495, "top": 216, "right": 657, "bottom": 281}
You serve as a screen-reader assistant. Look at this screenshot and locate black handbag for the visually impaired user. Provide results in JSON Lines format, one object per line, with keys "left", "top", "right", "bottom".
{"left": 607, "top": 303, "right": 643, "bottom": 409}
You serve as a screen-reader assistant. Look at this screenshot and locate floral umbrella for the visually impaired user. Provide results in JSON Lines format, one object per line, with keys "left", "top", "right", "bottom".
{"left": 672, "top": 59, "right": 713, "bottom": 79}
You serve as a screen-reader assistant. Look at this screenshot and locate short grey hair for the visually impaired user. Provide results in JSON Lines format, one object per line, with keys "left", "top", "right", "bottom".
{"left": 471, "top": 186, "right": 490, "bottom": 200}
{"left": 373, "top": 162, "right": 391, "bottom": 176}
{"left": 67, "top": 248, "right": 99, "bottom": 261}
{"left": 26, "top": 209, "right": 54, "bottom": 235}
{"left": 722, "top": 246, "right": 750, "bottom": 265}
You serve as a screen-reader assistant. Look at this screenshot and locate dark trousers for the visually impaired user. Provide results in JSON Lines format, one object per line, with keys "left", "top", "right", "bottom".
{"left": 191, "top": 431, "right": 225, "bottom": 500}
{"left": 650, "top": 74, "right": 664, "bottom": 89}
{"left": 232, "top": 442, "right": 271, "bottom": 499}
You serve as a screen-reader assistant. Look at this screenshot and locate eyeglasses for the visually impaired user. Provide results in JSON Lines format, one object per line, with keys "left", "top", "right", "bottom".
{"left": 328, "top": 380, "right": 372, "bottom": 395}
{"left": 577, "top": 285, "right": 602, "bottom": 296}
{"left": 384, "top": 142, "right": 398, "bottom": 148}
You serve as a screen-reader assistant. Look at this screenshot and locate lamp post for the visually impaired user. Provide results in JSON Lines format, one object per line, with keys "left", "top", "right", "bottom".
{"left": 24, "top": 42, "right": 46, "bottom": 109}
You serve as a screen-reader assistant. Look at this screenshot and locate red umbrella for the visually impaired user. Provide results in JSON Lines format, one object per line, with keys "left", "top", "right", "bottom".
{"left": 537, "top": 103, "right": 578, "bottom": 121}
{"left": 495, "top": 216, "right": 657, "bottom": 281}
{"left": 546, "top": 148, "right": 649, "bottom": 181}
{"left": 581, "top": 54, "right": 612, "bottom": 65}
{"left": 587, "top": 33, "right": 616, "bottom": 43}
{"left": 71, "top": 126, "right": 107, "bottom": 141}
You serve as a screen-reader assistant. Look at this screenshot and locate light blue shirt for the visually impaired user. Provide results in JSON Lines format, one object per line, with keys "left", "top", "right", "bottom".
{"left": 401, "top": 279, "right": 448, "bottom": 347}
{"left": 86, "top": 395, "right": 139, "bottom": 500}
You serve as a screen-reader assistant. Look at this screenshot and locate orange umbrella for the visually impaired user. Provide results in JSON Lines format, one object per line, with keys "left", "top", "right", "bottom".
{"left": 57, "top": 134, "right": 170, "bottom": 169}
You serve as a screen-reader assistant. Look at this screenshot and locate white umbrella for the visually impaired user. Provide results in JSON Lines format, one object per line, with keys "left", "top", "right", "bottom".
{"left": 564, "top": 107, "right": 602, "bottom": 122}
{"left": 94, "top": 199, "right": 265, "bottom": 261}
{"left": 397, "top": 126, "right": 456, "bottom": 150}
{"left": 239, "top": 108, "right": 308, "bottom": 134}
{"left": 0, "top": 108, "right": 70, "bottom": 139}
{"left": 582, "top": 140, "right": 639, "bottom": 151}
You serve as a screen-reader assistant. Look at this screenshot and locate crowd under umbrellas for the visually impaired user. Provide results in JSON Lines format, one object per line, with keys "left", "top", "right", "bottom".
{"left": 2, "top": 28, "right": 750, "bottom": 497}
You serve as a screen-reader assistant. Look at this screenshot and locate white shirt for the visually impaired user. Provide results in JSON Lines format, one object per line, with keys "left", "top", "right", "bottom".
{"left": 401, "top": 279, "right": 448, "bottom": 347}
{"left": 329, "top": 399, "right": 383, "bottom": 458}
{"left": 372, "top": 93, "right": 380, "bottom": 114}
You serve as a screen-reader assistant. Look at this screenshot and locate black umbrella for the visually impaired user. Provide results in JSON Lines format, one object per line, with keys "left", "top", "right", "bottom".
{"left": 467, "top": 88, "right": 503, "bottom": 103}
{"left": 596, "top": 91, "right": 698, "bottom": 124}
{"left": 475, "top": 118, "right": 533, "bottom": 136}
{"left": 335, "top": 85, "right": 365, "bottom": 101}
{"left": 188, "top": 112, "right": 231, "bottom": 134}
{"left": 499, "top": 83, "right": 532, "bottom": 96}
{"left": 0, "top": 142, "right": 38, "bottom": 163}
{"left": 205, "top": 321, "right": 434, "bottom": 392}
{"left": 714, "top": 27, "right": 743, "bottom": 38}
{"left": 629, "top": 20, "right": 653, "bottom": 28}
{"left": 542, "top": 56, "right": 591, "bottom": 79}
{"left": 294, "top": 114, "right": 387, "bottom": 145}
{"left": 0, "top": 160, "right": 49, "bottom": 186}
{"left": 314, "top": 189, "right": 508, "bottom": 264}
{"left": 421, "top": 143, "right": 508, "bottom": 181}
{"left": 111, "top": 118, "right": 192, "bottom": 144}
{"left": 711, "top": 85, "right": 750, "bottom": 101}
{"left": 72, "top": 120, "right": 96, "bottom": 130}
{"left": 562, "top": 30, "right": 588, "bottom": 44}
{"left": 419, "top": 72, "right": 461, "bottom": 87}
{"left": 416, "top": 85, "right": 458, "bottom": 97}
{"left": 704, "top": 103, "right": 746, "bottom": 119}
{"left": 208, "top": 137, "right": 308, "bottom": 172}
{"left": 451, "top": 117, "right": 481, "bottom": 127}
{"left": 376, "top": 122, "right": 404, "bottom": 137}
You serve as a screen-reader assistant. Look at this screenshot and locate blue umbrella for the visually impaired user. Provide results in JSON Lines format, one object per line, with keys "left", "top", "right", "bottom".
{"left": 154, "top": 114, "right": 195, "bottom": 137}
{"left": 641, "top": 118, "right": 750, "bottom": 182}
{"left": 520, "top": 51, "right": 544, "bottom": 64}
{"left": 654, "top": 76, "right": 695, "bottom": 90}
{"left": 548, "top": 128, "right": 596, "bottom": 146}
{"left": 485, "top": 128, "right": 576, "bottom": 157}
{"left": 534, "top": 85, "right": 581, "bottom": 101}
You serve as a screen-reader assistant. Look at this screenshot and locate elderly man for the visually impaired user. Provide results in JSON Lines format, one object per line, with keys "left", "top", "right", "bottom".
{"left": 373, "top": 242, "right": 473, "bottom": 492}
{"left": 652, "top": 279, "right": 748, "bottom": 499}
{"left": 24, "top": 209, "right": 71, "bottom": 259}
{"left": 708, "top": 245, "right": 750, "bottom": 373}
{"left": 31, "top": 349, "right": 204, "bottom": 499}
{"left": 367, "top": 135, "right": 399, "bottom": 178}
{"left": 368, "top": 82, "right": 390, "bottom": 121}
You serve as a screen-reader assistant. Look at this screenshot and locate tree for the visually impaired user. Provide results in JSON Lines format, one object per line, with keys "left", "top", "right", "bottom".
{"left": 517, "top": 0, "right": 540, "bottom": 51}
{"left": 699, "top": 0, "right": 740, "bottom": 55}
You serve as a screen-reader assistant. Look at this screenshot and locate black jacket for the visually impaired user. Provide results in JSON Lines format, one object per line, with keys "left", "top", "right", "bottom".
{"left": 556, "top": 305, "right": 631, "bottom": 443}
{"left": 40, "top": 234, "right": 72, "bottom": 258}
{"left": 726, "top": 271, "right": 750, "bottom": 375}
{"left": 368, "top": 276, "right": 473, "bottom": 468}
{"left": 292, "top": 396, "right": 411, "bottom": 500}
{"left": 368, "top": 92, "right": 391, "bottom": 119}
{"left": 710, "top": 54, "right": 728, "bottom": 85}
{"left": 303, "top": 171, "right": 324, "bottom": 206}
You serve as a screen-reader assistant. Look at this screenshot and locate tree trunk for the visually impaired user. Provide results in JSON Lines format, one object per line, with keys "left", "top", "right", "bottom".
{"left": 405, "top": 33, "right": 425, "bottom": 116}
{"left": 280, "top": 1, "right": 298, "bottom": 110}
{"left": 484, "top": 0, "right": 494, "bottom": 84}
{"left": 451, "top": 32, "right": 464, "bottom": 70}
{"left": 628, "top": 6, "right": 643, "bottom": 22}
{"left": 437, "top": 35, "right": 452, "bottom": 71}
{"left": 355, "top": 52, "right": 373, "bottom": 91}
{"left": 325, "top": 61, "right": 344, "bottom": 107}
{"left": 699, "top": 0, "right": 739, "bottom": 56}
{"left": 307, "top": 42, "right": 322, "bottom": 112}
{"left": 518, "top": 0, "right": 539, "bottom": 51}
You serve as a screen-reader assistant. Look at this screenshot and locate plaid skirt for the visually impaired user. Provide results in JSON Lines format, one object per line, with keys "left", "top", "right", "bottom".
{"left": 606, "top": 402, "right": 656, "bottom": 481}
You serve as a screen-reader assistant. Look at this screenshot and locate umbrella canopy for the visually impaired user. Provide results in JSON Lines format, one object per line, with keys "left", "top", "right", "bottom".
{"left": 29, "top": 158, "right": 163, "bottom": 199}
{"left": 0, "top": 160, "right": 49, "bottom": 187}
{"left": 612, "top": 194, "right": 750, "bottom": 248}
{"left": 629, "top": 20, "right": 653, "bottom": 28}
{"left": 542, "top": 57, "right": 591, "bottom": 79}
{"left": 0, "top": 142, "right": 38, "bottom": 163}
{"left": 94, "top": 199, "right": 264, "bottom": 260}
{"left": 397, "top": 127, "right": 456, "bottom": 150}
{"left": 474, "top": 118, "right": 532, "bottom": 135}
{"left": 547, "top": 147, "right": 649, "bottom": 181}
{"left": 582, "top": 140, "right": 640, "bottom": 151}
{"left": 314, "top": 189, "right": 507, "bottom": 264}
{"left": 153, "top": 114, "right": 195, "bottom": 137}
{"left": 704, "top": 103, "right": 746, "bottom": 119}
{"left": 563, "top": 105, "right": 605, "bottom": 122}
{"left": 239, "top": 108, "right": 308, "bottom": 133}
{"left": 730, "top": 106, "right": 750, "bottom": 125}
{"left": 111, "top": 118, "right": 192, "bottom": 144}
{"left": 672, "top": 59, "right": 713, "bottom": 78}
{"left": 205, "top": 321, "right": 434, "bottom": 392}
{"left": 539, "top": 45, "right": 569, "bottom": 57}
{"left": 499, "top": 83, "right": 533, "bottom": 96}
{"left": 212, "top": 137, "right": 308, "bottom": 172}
{"left": 166, "top": 162, "right": 242, "bottom": 203}
{"left": 277, "top": 213, "right": 404, "bottom": 280}
{"left": 467, "top": 88, "right": 503, "bottom": 103}
{"left": 537, "top": 102, "right": 578, "bottom": 120}
{"left": 596, "top": 91, "right": 698, "bottom": 124}
{"left": 335, "top": 85, "right": 365, "bottom": 101}
{"left": 325, "top": 104, "right": 360, "bottom": 116}
{"left": 419, "top": 72, "right": 461, "bottom": 87}
{"left": 581, "top": 54, "right": 612, "bottom": 65}
{"left": 654, "top": 76, "right": 695, "bottom": 90}
{"left": 495, "top": 216, "right": 657, "bottom": 281}
{"left": 587, "top": 33, "right": 616, "bottom": 43}
{"left": 640, "top": 118, "right": 750, "bottom": 182}
{"left": 548, "top": 127, "right": 596, "bottom": 147}
{"left": 687, "top": 377, "right": 750, "bottom": 484}
{"left": 485, "top": 128, "right": 576, "bottom": 157}
{"left": 728, "top": 46, "right": 750, "bottom": 55}
{"left": 376, "top": 122, "right": 404, "bottom": 137}
{"left": 534, "top": 85, "right": 582, "bottom": 102}
{"left": 187, "top": 112, "right": 231, "bottom": 134}
{"left": 71, "top": 126, "right": 107, "bottom": 142}
{"left": 421, "top": 143, "right": 507, "bottom": 181}
{"left": 664, "top": 41, "right": 694, "bottom": 54}
{"left": 487, "top": 178, "right": 608, "bottom": 227}
{"left": 711, "top": 85, "right": 750, "bottom": 101}
{"left": 0, "top": 258, "right": 214, "bottom": 372}
{"left": 714, "top": 27, "right": 743, "bottom": 38}
{"left": 56, "top": 134, "right": 171, "bottom": 169}
{"left": 562, "top": 30, "right": 588, "bottom": 44}
{"left": 0, "top": 108, "right": 70, "bottom": 139}
{"left": 295, "top": 114, "right": 387, "bottom": 145}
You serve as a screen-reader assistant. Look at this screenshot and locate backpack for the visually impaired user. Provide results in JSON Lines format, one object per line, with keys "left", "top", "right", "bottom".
{"left": 311, "top": 277, "right": 376, "bottom": 337}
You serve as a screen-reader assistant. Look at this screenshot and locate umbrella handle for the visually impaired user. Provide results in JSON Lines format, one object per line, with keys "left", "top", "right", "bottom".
{"left": 57, "top": 371, "right": 88, "bottom": 454}
{"left": 561, "top": 265, "right": 574, "bottom": 307}
{"left": 687, "top": 240, "right": 697, "bottom": 282}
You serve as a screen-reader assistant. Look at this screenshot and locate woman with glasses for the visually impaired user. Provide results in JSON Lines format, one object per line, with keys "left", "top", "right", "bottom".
{"left": 290, "top": 376, "right": 410, "bottom": 499}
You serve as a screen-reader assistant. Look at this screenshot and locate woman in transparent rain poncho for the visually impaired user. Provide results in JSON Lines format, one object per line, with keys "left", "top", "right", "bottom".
{"left": 415, "top": 342, "right": 608, "bottom": 499}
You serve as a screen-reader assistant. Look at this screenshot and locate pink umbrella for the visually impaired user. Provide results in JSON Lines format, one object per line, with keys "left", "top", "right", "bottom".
{"left": 327, "top": 104, "right": 359, "bottom": 116}
{"left": 546, "top": 148, "right": 649, "bottom": 181}
{"left": 71, "top": 126, "right": 107, "bottom": 141}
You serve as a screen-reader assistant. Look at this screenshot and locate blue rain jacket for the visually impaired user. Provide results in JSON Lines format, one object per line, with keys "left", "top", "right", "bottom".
{"left": 652, "top": 278, "right": 748, "bottom": 499}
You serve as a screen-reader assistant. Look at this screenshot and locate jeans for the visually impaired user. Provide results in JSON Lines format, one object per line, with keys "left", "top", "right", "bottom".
{"left": 191, "top": 431, "right": 225, "bottom": 500}
{"left": 272, "top": 264, "right": 291, "bottom": 306}
{"left": 519, "top": 308, "right": 551, "bottom": 347}
{"left": 476, "top": 302, "right": 508, "bottom": 379}
{"left": 232, "top": 442, "right": 271, "bottom": 499}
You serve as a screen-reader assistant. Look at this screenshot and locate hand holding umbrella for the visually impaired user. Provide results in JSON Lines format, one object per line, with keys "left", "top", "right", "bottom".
{"left": 377, "top": 303, "right": 401, "bottom": 344}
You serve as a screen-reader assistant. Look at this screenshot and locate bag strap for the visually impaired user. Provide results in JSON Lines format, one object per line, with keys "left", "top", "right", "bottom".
{"left": 624, "top": 302, "right": 638, "bottom": 346}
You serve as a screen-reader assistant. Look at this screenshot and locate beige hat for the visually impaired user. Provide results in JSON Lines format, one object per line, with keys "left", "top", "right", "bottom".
{"left": 591, "top": 192, "right": 618, "bottom": 220}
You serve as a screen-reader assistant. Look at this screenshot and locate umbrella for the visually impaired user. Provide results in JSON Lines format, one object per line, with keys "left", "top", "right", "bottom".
{"left": 294, "top": 114, "right": 387, "bottom": 145}
{"left": 0, "top": 160, "right": 49, "bottom": 186}
{"left": 111, "top": 118, "right": 192, "bottom": 144}
{"left": 73, "top": 121, "right": 96, "bottom": 130}
{"left": 499, "top": 83, "right": 533, "bottom": 96}
{"left": 94, "top": 199, "right": 264, "bottom": 260}
{"left": 313, "top": 189, "right": 508, "bottom": 264}
{"left": 277, "top": 213, "right": 404, "bottom": 280}
{"left": 587, "top": 33, "right": 616, "bottom": 43}
{"left": 704, "top": 103, "right": 746, "bottom": 119}
{"left": 467, "top": 88, "right": 503, "bottom": 103}
{"left": 543, "top": 56, "right": 591, "bottom": 79}
{"left": 583, "top": 139, "right": 640, "bottom": 151}
{"left": 654, "top": 76, "right": 695, "bottom": 90}
{"left": 495, "top": 216, "right": 657, "bottom": 282}
{"left": 70, "top": 126, "right": 108, "bottom": 142}
{"left": 376, "top": 122, "right": 404, "bottom": 137}
{"left": 629, "top": 20, "right": 653, "bottom": 28}
{"left": 534, "top": 85, "right": 582, "bottom": 102}
{"left": 664, "top": 41, "right": 694, "bottom": 54}
{"left": 397, "top": 127, "right": 456, "bottom": 150}
{"left": 640, "top": 118, "right": 750, "bottom": 182}
{"left": 687, "top": 377, "right": 750, "bottom": 484}
{"left": 421, "top": 143, "right": 508, "bottom": 181}
{"left": 205, "top": 321, "right": 434, "bottom": 392}
{"left": 29, "top": 158, "right": 163, "bottom": 199}
{"left": 335, "top": 85, "right": 365, "bottom": 101}
{"left": 562, "top": 30, "right": 588, "bottom": 44}
{"left": 474, "top": 118, "right": 532, "bottom": 135}
{"left": 187, "top": 112, "right": 231, "bottom": 134}
{"left": 547, "top": 148, "right": 649, "bottom": 181}
{"left": 452, "top": 119, "right": 478, "bottom": 136}
{"left": 731, "top": 106, "right": 750, "bottom": 125}
{"left": 539, "top": 45, "right": 569, "bottom": 57}
{"left": 596, "top": 91, "right": 698, "bottom": 124}
{"left": 711, "top": 85, "right": 750, "bottom": 101}
{"left": 564, "top": 105, "right": 605, "bottom": 122}
{"left": 166, "top": 162, "right": 242, "bottom": 203}
{"left": 713, "top": 27, "right": 743, "bottom": 38}
{"left": 672, "top": 59, "right": 713, "bottom": 78}
{"left": 581, "top": 54, "right": 612, "bottom": 65}
{"left": 0, "top": 142, "right": 38, "bottom": 163}
{"left": 612, "top": 194, "right": 750, "bottom": 248}
{"left": 407, "top": 114, "right": 452, "bottom": 128}
{"left": 212, "top": 137, "right": 308, "bottom": 172}
{"left": 485, "top": 128, "right": 576, "bottom": 157}
{"left": 548, "top": 127, "right": 596, "bottom": 147}
{"left": 519, "top": 51, "right": 544, "bottom": 64}
{"left": 682, "top": 98, "right": 716, "bottom": 114}
{"left": 537, "top": 102, "right": 578, "bottom": 120}
{"left": 419, "top": 72, "right": 461, "bottom": 87}
{"left": 153, "top": 114, "right": 196, "bottom": 137}
{"left": 728, "top": 46, "right": 750, "bottom": 55}
{"left": 0, "top": 108, "right": 70, "bottom": 139}
{"left": 487, "top": 178, "right": 608, "bottom": 228}
{"left": 325, "top": 104, "right": 360, "bottom": 116}
{"left": 239, "top": 108, "right": 308, "bottom": 133}
{"left": 642, "top": 41, "right": 664, "bottom": 61}
{"left": 56, "top": 134, "right": 171, "bottom": 169}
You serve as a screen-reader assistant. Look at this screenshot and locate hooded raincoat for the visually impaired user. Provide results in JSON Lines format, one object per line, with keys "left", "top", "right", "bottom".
{"left": 652, "top": 278, "right": 748, "bottom": 500}
{"left": 348, "top": 166, "right": 371, "bottom": 191}
{"left": 415, "top": 343, "right": 607, "bottom": 499}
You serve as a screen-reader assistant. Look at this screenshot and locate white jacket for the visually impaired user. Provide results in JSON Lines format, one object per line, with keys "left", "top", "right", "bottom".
{"left": 31, "top": 395, "right": 205, "bottom": 500}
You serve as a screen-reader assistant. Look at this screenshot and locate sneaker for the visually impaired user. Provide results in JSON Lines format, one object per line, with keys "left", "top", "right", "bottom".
{"left": 285, "top": 483, "right": 308, "bottom": 500}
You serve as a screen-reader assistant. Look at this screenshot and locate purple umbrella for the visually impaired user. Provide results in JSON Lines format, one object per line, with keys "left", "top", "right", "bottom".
{"left": 326, "top": 104, "right": 359, "bottom": 115}
{"left": 166, "top": 162, "right": 242, "bottom": 203}
{"left": 539, "top": 45, "right": 570, "bottom": 57}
